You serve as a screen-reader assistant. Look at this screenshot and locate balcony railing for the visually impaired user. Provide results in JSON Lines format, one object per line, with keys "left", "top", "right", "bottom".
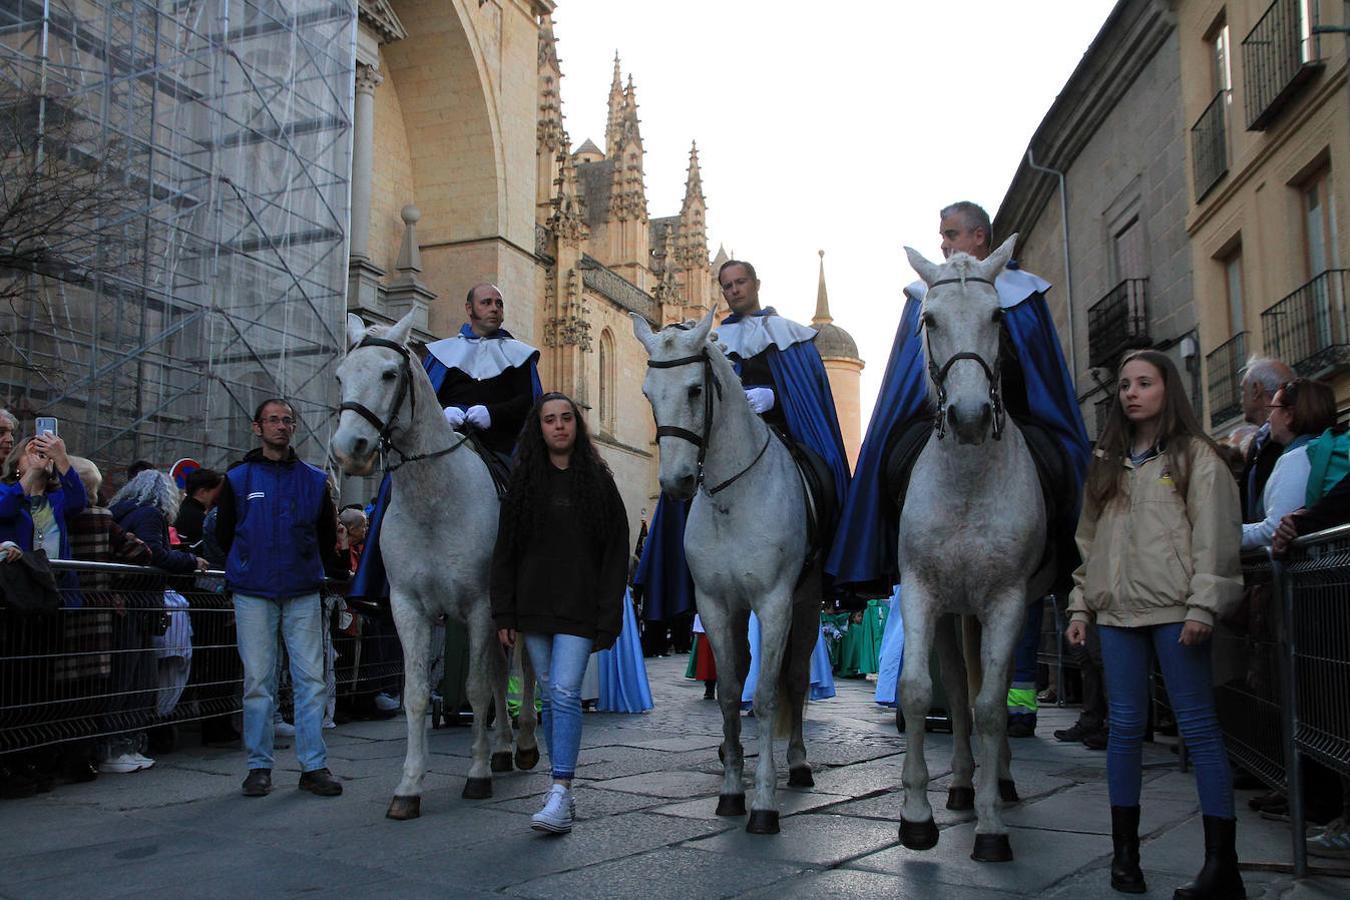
{"left": 1260, "top": 269, "right": 1350, "bottom": 377}
{"left": 1088, "top": 278, "right": 1150, "bottom": 370}
{"left": 1207, "top": 331, "right": 1247, "bottom": 428}
{"left": 1192, "top": 91, "right": 1229, "bottom": 201}
{"left": 1242, "top": 0, "right": 1323, "bottom": 130}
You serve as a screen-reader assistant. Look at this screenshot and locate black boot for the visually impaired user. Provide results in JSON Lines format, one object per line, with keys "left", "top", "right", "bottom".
{"left": 1110, "top": 805, "right": 1146, "bottom": 893}
{"left": 1173, "top": 815, "right": 1245, "bottom": 900}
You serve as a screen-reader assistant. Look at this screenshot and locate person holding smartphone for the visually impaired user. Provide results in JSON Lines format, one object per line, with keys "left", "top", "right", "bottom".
{"left": 0, "top": 431, "right": 86, "bottom": 569}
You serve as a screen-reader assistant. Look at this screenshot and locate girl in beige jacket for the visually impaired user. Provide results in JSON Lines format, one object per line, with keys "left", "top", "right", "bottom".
{"left": 1066, "top": 350, "right": 1243, "bottom": 899}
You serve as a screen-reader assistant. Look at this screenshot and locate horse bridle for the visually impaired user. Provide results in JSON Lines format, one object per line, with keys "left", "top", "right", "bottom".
{"left": 922, "top": 276, "right": 1006, "bottom": 442}
{"left": 339, "top": 335, "right": 467, "bottom": 472}
{"left": 646, "top": 346, "right": 772, "bottom": 496}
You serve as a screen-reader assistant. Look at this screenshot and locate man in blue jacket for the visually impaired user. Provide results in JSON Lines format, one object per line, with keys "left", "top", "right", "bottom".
{"left": 215, "top": 398, "right": 344, "bottom": 798}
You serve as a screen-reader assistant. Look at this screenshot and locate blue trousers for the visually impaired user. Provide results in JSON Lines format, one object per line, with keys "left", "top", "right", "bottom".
{"left": 523, "top": 632, "right": 592, "bottom": 781}
{"left": 1009, "top": 598, "right": 1044, "bottom": 717}
{"left": 1099, "top": 622, "right": 1234, "bottom": 817}
{"left": 233, "top": 593, "right": 327, "bottom": 772}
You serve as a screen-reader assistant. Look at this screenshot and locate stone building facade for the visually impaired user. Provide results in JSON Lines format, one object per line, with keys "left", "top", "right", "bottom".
{"left": 1177, "top": 0, "right": 1349, "bottom": 427}
{"left": 344, "top": 1, "right": 863, "bottom": 543}
{"left": 993, "top": 0, "right": 1198, "bottom": 436}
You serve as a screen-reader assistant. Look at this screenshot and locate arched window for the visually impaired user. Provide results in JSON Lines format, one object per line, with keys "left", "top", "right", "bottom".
{"left": 599, "top": 328, "right": 615, "bottom": 432}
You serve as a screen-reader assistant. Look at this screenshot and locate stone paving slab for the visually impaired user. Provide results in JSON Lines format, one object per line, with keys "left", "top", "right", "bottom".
{"left": 683, "top": 812, "right": 899, "bottom": 867}
{"left": 650, "top": 787, "right": 851, "bottom": 821}
{"left": 590, "top": 768, "right": 724, "bottom": 798}
{"left": 504, "top": 847, "right": 807, "bottom": 900}
{"left": 738, "top": 867, "right": 1023, "bottom": 899}
{"left": 820, "top": 788, "right": 976, "bottom": 827}
{"left": 490, "top": 783, "right": 669, "bottom": 820}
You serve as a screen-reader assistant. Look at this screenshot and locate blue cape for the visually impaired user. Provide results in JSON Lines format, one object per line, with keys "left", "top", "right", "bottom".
{"left": 349, "top": 327, "right": 541, "bottom": 601}
{"left": 825, "top": 288, "right": 1089, "bottom": 592}
{"left": 634, "top": 311, "right": 851, "bottom": 621}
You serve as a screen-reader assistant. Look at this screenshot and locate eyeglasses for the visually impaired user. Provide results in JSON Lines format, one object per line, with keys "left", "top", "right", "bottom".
{"left": 258, "top": 416, "right": 296, "bottom": 426}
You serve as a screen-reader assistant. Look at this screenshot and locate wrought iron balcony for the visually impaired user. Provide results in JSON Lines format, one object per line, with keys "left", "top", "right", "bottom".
{"left": 1206, "top": 331, "right": 1248, "bottom": 428}
{"left": 1260, "top": 269, "right": 1350, "bottom": 377}
{"left": 1242, "top": 0, "right": 1324, "bottom": 131}
{"left": 1191, "top": 91, "right": 1228, "bottom": 201}
{"left": 1088, "top": 278, "right": 1150, "bottom": 370}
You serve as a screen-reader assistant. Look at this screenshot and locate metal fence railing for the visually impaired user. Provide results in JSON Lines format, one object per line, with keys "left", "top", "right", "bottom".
{"left": 1, "top": 560, "right": 401, "bottom": 757}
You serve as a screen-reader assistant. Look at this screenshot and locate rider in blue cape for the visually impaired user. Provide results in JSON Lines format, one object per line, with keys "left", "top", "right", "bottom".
{"left": 350, "top": 284, "right": 541, "bottom": 601}
{"left": 634, "top": 260, "right": 851, "bottom": 625}
{"left": 828, "top": 202, "right": 1090, "bottom": 600}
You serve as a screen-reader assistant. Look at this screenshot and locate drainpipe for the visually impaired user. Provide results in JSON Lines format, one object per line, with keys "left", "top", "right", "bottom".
{"left": 1025, "top": 148, "right": 1077, "bottom": 380}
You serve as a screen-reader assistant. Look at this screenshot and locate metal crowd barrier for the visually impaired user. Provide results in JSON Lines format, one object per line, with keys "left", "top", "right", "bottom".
{"left": 0, "top": 560, "right": 403, "bottom": 757}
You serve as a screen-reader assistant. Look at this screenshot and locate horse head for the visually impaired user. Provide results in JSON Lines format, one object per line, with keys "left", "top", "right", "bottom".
{"left": 631, "top": 307, "right": 723, "bottom": 500}
{"left": 332, "top": 309, "right": 421, "bottom": 475}
{"left": 905, "top": 235, "right": 1017, "bottom": 446}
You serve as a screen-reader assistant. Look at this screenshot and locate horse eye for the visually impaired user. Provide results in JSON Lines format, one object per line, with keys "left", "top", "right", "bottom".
{"left": 991, "top": 308, "right": 1004, "bottom": 323}
{"left": 921, "top": 311, "right": 937, "bottom": 329}
{"left": 688, "top": 385, "right": 703, "bottom": 400}
{"left": 381, "top": 370, "right": 397, "bottom": 381}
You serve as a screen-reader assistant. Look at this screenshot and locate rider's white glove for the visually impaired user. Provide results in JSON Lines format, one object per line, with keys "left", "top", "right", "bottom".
{"left": 465, "top": 405, "right": 491, "bottom": 431}
{"left": 443, "top": 406, "right": 466, "bottom": 428}
{"left": 744, "top": 387, "right": 776, "bottom": 415}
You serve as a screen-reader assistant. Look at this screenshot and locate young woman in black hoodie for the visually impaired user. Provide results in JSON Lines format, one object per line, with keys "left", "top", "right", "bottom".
{"left": 491, "top": 392, "right": 627, "bottom": 834}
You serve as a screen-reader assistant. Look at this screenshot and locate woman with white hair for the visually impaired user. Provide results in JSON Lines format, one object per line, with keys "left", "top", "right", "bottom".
{"left": 109, "top": 470, "right": 208, "bottom": 578}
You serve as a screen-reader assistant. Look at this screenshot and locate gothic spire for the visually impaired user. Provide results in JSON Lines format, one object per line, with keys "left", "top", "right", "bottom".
{"left": 813, "top": 250, "right": 832, "bottom": 325}
{"left": 681, "top": 140, "right": 704, "bottom": 208}
{"left": 605, "top": 52, "right": 624, "bottom": 154}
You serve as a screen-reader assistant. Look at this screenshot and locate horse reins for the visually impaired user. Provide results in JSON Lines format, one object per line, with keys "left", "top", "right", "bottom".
{"left": 922, "top": 276, "right": 1006, "bottom": 441}
{"left": 339, "top": 335, "right": 468, "bottom": 472}
{"left": 646, "top": 348, "right": 772, "bottom": 496}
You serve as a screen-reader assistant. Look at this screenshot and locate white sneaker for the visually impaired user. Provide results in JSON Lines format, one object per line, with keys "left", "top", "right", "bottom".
{"left": 322, "top": 720, "right": 336, "bottom": 730}
{"left": 128, "top": 753, "right": 156, "bottom": 770}
{"left": 273, "top": 720, "right": 296, "bottom": 737}
{"left": 530, "top": 784, "right": 575, "bottom": 834}
{"left": 374, "top": 693, "right": 401, "bottom": 712}
{"left": 98, "top": 753, "right": 146, "bottom": 774}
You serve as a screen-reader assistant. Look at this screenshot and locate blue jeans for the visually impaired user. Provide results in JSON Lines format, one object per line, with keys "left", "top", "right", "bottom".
{"left": 523, "top": 632, "right": 592, "bottom": 781}
{"left": 1009, "top": 598, "right": 1044, "bottom": 718}
{"left": 1099, "top": 622, "right": 1234, "bottom": 817}
{"left": 234, "top": 592, "right": 327, "bottom": 772}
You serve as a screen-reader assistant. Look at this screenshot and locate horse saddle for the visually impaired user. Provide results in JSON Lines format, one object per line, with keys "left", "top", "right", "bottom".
{"left": 464, "top": 432, "right": 512, "bottom": 499}
{"left": 772, "top": 426, "right": 838, "bottom": 571}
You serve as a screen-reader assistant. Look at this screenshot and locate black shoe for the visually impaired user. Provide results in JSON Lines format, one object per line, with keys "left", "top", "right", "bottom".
{"left": 1006, "top": 715, "right": 1037, "bottom": 738}
{"left": 1173, "top": 815, "right": 1245, "bottom": 899}
{"left": 298, "top": 767, "right": 343, "bottom": 797}
{"left": 1053, "top": 719, "right": 1099, "bottom": 743}
{"left": 703, "top": 682, "right": 716, "bottom": 700}
{"left": 241, "top": 768, "right": 272, "bottom": 797}
{"left": 1110, "top": 805, "right": 1147, "bottom": 893}
{"left": 1082, "top": 728, "right": 1109, "bottom": 750}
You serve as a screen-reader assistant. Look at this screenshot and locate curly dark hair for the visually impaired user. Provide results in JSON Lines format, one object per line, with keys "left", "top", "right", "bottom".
{"left": 500, "top": 392, "right": 620, "bottom": 557}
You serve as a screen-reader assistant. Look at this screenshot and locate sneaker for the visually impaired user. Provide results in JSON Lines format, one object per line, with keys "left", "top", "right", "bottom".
{"left": 374, "top": 693, "right": 401, "bottom": 712}
{"left": 298, "top": 767, "right": 343, "bottom": 797}
{"left": 322, "top": 720, "right": 336, "bottom": 730}
{"left": 530, "top": 784, "right": 575, "bottom": 834}
{"left": 1053, "top": 719, "right": 1099, "bottom": 743}
{"left": 128, "top": 753, "right": 156, "bottom": 771}
{"left": 1006, "top": 715, "right": 1037, "bottom": 738}
{"left": 241, "top": 768, "right": 272, "bottom": 797}
{"left": 273, "top": 720, "right": 297, "bottom": 737}
{"left": 1308, "top": 818, "right": 1350, "bottom": 859}
{"left": 98, "top": 753, "right": 149, "bottom": 774}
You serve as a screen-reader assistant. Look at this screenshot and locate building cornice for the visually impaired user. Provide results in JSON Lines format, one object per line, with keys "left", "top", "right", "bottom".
{"left": 358, "top": 0, "right": 407, "bottom": 44}
{"left": 993, "top": 0, "right": 1175, "bottom": 244}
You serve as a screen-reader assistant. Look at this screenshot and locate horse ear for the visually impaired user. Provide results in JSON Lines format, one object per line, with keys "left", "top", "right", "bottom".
{"left": 904, "top": 246, "right": 942, "bottom": 286}
{"left": 981, "top": 233, "right": 1018, "bottom": 279}
{"left": 385, "top": 309, "right": 417, "bottom": 347}
{"left": 346, "top": 314, "right": 367, "bottom": 349}
{"left": 630, "top": 312, "right": 657, "bottom": 353}
{"left": 688, "top": 306, "right": 716, "bottom": 345}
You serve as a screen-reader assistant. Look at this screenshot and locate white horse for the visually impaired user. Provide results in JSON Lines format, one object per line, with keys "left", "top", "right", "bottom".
{"left": 895, "top": 236, "right": 1052, "bottom": 862}
{"left": 632, "top": 310, "right": 819, "bottom": 835}
{"left": 331, "top": 311, "right": 538, "bottom": 820}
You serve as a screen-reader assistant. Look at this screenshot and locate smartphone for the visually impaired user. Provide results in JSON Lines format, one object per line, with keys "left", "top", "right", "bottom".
{"left": 35, "top": 416, "right": 58, "bottom": 437}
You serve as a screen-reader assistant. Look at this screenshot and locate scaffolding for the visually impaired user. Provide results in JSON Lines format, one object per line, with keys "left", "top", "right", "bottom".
{"left": 0, "top": 0, "right": 355, "bottom": 477}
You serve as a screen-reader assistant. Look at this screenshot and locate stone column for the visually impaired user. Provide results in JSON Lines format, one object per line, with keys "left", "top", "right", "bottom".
{"left": 350, "top": 62, "right": 383, "bottom": 261}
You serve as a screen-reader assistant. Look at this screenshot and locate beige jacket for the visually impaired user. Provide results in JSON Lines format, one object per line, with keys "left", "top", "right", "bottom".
{"left": 1068, "top": 440, "right": 1242, "bottom": 629}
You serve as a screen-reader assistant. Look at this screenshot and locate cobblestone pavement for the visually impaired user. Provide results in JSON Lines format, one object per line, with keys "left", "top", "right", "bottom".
{"left": 1, "top": 656, "right": 1346, "bottom": 898}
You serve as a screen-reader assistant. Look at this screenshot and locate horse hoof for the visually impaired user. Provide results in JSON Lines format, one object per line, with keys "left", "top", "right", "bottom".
{"left": 715, "top": 793, "right": 746, "bottom": 816}
{"left": 461, "top": 777, "right": 493, "bottom": 800}
{"left": 490, "top": 751, "right": 514, "bottom": 773}
{"left": 787, "top": 766, "right": 814, "bottom": 788}
{"left": 971, "top": 832, "right": 1013, "bottom": 862}
{"left": 946, "top": 786, "right": 975, "bottom": 810}
{"left": 998, "top": 779, "right": 1020, "bottom": 804}
{"left": 385, "top": 795, "right": 421, "bottom": 820}
{"left": 898, "top": 816, "right": 939, "bottom": 851}
{"left": 746, "top": 810, "right": 780, "bottom": 834}
{"left": 515, "top": 745, "right": 540, "bottom": 771}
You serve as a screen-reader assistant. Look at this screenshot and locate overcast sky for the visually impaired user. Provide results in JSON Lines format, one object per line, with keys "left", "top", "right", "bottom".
{"left": 550, "top": 1, "right": 1118, "bottom": 420}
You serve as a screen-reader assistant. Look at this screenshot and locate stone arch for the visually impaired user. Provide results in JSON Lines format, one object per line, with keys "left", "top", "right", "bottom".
{"left": 598, "top": 327, "right": 616, "bottom": 432}
{"left": 382, "top": 1, "right": 503, "bottom": 245}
